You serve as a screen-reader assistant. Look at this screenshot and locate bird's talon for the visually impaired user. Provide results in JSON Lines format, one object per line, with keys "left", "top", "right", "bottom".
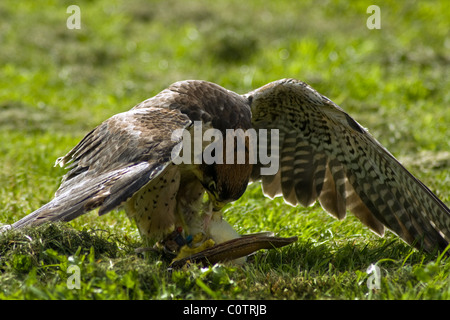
{"left": 191, "top": 232, "right": 207, "bottom": 246}
{"left": 171, "top": 238, "right": 215, "bottom": 263}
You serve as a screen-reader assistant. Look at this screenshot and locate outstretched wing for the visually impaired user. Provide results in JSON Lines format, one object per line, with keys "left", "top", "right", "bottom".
{"left": 246, "top": 78, "right": 450, "bottom": 253}
{"left": 12, "top": 107, "right": 191, "bottom": 229}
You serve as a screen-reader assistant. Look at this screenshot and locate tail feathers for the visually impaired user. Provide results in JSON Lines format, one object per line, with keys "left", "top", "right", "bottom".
{"left": 11, "top": 196, "right": 88, "bottom": 229}
{"left": 9, "top": 162, "right": 159, "bottom": 231}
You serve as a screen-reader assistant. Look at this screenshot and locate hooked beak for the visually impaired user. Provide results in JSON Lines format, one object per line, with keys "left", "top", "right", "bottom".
{"left": 212, "top": 200, "right": 225, "bottom": 212}
{"left": 206, "top": 191, "right": 226, "bottom": 212}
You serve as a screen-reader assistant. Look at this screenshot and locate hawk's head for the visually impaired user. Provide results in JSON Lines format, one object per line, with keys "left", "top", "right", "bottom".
{"left": 201, "top": 163, "right": 252, "bottom": 211}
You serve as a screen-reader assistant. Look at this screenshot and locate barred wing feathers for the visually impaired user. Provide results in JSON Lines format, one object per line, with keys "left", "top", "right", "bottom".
{"left": 246, "top": 79, "right": 450, "bottom": 253}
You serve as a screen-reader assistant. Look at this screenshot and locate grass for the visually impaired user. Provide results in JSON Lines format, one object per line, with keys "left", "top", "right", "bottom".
{"left": 0, "top": 0, "right": 449, "bottom": 301}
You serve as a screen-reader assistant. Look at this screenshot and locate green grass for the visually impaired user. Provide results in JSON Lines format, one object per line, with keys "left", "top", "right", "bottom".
{"left": 0, "top": 0, "right": 449, "bottom": 300}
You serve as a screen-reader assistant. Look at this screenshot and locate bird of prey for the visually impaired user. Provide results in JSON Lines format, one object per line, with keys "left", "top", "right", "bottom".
{"left": 4, "top": 79, "right": 450, "bottom": 261}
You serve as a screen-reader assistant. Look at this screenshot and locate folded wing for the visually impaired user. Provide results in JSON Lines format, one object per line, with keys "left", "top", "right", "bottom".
{"left": 12, "top": 107, "right": 191, "bottom": 229}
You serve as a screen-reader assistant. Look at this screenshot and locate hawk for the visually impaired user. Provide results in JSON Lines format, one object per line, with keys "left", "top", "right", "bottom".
{"left": 4, "top": 79, "right": 450, "bottom": 261}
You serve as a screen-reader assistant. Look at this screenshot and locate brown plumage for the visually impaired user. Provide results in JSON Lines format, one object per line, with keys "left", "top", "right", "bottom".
{"left": 5, "top": 79, "right": 450, "bottom": 254}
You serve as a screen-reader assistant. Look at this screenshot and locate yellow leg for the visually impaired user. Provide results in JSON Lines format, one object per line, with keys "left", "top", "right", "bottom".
{"left": 171, "top": 233, "right": 215, "bottom": 262}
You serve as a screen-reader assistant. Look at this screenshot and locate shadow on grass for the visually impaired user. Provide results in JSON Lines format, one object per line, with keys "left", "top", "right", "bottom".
{"left": 1, "top": 222, "right": 437, "bottom": 275}
{"left": 250, "top": 235, "right": 436, "bottom": 274}
{"left": 0, "top": 223, "right": 122, "bottom": 271}
{"left": 0, "top": 222, "right": 444, "bottom": 299}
